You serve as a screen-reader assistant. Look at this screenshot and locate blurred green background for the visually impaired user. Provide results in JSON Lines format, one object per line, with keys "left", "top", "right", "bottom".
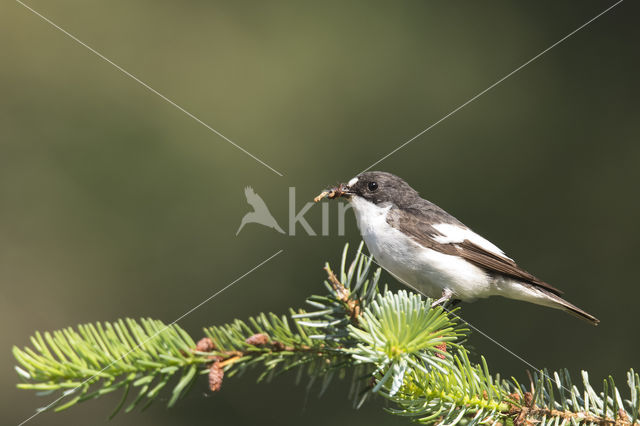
{"left": 2, "top": 1, "right": 638, "bottom": 425}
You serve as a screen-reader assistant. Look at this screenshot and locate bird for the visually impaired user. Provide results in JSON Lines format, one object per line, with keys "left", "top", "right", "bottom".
{"left": 317, "top": 171, "right": 599, "bottom": 325}
{"left": 236, "top": 186, "right": 285, "bottom": 235}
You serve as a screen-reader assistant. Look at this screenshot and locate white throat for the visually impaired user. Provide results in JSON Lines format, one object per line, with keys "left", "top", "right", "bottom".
{"left": 349, "top": 196, "right": 391, "bottom": 236}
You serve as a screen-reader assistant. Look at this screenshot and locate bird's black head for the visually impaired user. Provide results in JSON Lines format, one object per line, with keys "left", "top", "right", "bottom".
{"left": 343, "top": 171, "right": 419, "bottom": 207}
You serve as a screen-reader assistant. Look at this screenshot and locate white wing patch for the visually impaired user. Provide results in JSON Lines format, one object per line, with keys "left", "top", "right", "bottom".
{"left": 432, "top": 223, "right": 511, "bottom": 259}
{"left": 348, "top": 176, "right": 359, "bottom": 187}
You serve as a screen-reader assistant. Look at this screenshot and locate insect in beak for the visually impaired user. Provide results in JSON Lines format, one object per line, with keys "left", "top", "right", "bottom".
{"left": 313, "top": 183, "right": 352, "bottom": 202}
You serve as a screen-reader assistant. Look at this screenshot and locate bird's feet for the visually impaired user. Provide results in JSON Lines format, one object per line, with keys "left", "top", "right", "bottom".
{"left": 431, "top": 289, "right": 461, "bottom": 309}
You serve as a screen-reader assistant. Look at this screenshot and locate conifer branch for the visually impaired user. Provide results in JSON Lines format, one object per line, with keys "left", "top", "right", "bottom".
{"left": 13, "top": 242, "right": 640, "bottom": 425}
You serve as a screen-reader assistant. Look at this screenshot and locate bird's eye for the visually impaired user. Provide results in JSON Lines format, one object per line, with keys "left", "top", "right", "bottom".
{"left": 367, "top": 181, "right": 378, "bottom": 191}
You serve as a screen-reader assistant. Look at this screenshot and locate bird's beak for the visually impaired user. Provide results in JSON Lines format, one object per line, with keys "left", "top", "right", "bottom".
{"left": 313, "top": 183, "right": 353, "bottom": 202}
{"left": 334, "top": 183, "right": 353, "bottom": 199}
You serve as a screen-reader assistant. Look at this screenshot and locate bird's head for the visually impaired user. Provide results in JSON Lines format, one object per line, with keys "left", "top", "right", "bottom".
{"left": 315, "top": 171, "right": 419, "bottom": 208}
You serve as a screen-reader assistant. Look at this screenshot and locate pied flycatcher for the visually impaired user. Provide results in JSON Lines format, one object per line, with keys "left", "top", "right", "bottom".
{"left": 316, "top": 171, "right": 599, "bottom": 325}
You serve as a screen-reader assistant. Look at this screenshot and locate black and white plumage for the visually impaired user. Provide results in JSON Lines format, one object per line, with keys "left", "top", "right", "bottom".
{"left": 335, "top": 171, "right": 599, "bottom": 325}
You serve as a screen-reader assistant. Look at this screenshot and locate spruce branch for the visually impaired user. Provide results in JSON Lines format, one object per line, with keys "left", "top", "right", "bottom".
{"left": 13, "top": 242, "right": 640, "bottom": 425}
{"left": 12, "top": 318, "right": 204, "bottom": 415}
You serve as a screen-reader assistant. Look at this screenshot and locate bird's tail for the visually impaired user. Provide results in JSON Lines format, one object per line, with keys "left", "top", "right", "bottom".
{"left": 548, "top": 293, "right": 600, "bottom": 326}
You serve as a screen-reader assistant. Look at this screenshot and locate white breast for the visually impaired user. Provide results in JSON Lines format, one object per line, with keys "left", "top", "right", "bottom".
{"left": 349, "top": 197, "right": 493, "bottom": 300}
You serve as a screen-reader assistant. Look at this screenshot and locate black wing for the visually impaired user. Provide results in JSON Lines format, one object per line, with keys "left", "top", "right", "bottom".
{"left": 387, "top": 207, "right": 563, "bottom": 296}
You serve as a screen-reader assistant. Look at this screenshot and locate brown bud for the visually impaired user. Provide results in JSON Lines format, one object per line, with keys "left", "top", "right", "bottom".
{"left": 195, "top": 337, "right": 215, "bottom": 352}
{"left": 245, "top": 333, "right": 270, "bottom": 346}
{"left": 523, "top": 391, "right": 533, "bottom": 407}
{"left": 208, "top": 362, "right": 224, "bottom": 392}
{"left": 507, "top": 393, "right": 521, "bottom": 414}
{"left": 434, "top": 342, "right": 447, "bottom": 360}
